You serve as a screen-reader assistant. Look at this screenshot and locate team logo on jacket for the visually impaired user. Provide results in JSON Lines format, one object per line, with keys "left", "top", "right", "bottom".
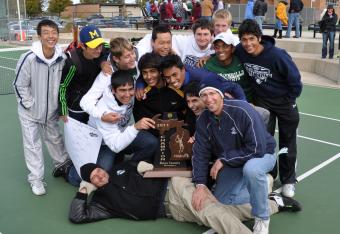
{"left": 89, "top": 132, "right": 98, "bottom": 137}
{"left": 244, "top": 63, "right": 272, "bottom": 84}
{"left": 231, "top": 127, "right": 237, "bottom": 135}
{"left": 183, "top": 55, "right": 199, "bottom": 67}
{"left": 116, "top": 170, "right": 125, "bottom": 175}
{"left": 218, "top": 70, "right": 244, "bottom": 82}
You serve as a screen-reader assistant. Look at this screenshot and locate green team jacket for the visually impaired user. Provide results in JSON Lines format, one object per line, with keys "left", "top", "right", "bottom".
{"left": 204, "top": 54, "right": 253, "bottom": 102}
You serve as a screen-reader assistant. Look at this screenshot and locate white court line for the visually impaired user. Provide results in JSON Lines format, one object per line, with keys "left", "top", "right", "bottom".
{"left": 0, "top": 66, "right": 15, "bottom": 71}
{"left": 0, "top": 44, "right": 69, "bottom": 53}
{"left": 300, "top": 112, "right": 340, "bottom": 122}
{"left": 0, "top": 47, "right": 30, "bottom": 52}
{"left": 297, "top": 152, "right": 340, "bottom": 181}
{"left": 275, "top": 152, "right": 340, "bottom": 193}
{"left": 202, "top": 229, "right": 216, "bottom": 234}
{"left": 274, "top": 129, "right": 340, "bottom": 148}
{"left": 297, "top": 134, "right": 340, "bottom": 148}
{"left": 0, "top": 56, "right": 18, "bottom": 61}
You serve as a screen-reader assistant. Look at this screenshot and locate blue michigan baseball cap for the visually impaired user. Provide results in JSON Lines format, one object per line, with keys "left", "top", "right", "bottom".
{"left": 79, "top": 25, "right": 105, "bottom": 49}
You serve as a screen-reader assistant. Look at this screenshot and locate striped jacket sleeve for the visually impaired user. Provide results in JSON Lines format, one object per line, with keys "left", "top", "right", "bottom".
{"left": 58, "top": 59, "right": 76, "bottom": 116}
{"left": 13, "top": 52, "right": 34, "bottom": 109}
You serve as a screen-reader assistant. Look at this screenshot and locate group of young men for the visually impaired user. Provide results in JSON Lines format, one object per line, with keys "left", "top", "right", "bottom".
{"left": 13, "top": 8, "right": 303, "bottom": 234}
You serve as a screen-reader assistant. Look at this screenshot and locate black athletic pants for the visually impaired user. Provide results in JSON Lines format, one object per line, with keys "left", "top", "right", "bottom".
{"left": 255, "top": 96, "right": 299, "bottom": 184}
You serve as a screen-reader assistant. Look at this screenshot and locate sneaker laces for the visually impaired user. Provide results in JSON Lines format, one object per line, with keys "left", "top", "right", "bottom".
{"left": 253, "top": 218, "right": 269, "bottom": 234}
{"left": 269, "top": 192, "right": 302, "bottom": 212}
{"left": 285, "top": 184, "right": 295, "bottom": 191}
{"left": 269, "top": 193, "right": 284, "bottom": 207}
{"left": 31, "top": 181, "right": 47, "bottom": 188}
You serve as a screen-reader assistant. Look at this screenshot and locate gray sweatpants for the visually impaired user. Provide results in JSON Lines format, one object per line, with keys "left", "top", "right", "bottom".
{"left": 18, "top": 109, "right": 68, "bottom": 183}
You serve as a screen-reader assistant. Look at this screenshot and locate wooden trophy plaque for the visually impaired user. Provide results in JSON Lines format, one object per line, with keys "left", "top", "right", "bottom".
{"left": 143, "top": 114, "right": 192, "bottom": 178}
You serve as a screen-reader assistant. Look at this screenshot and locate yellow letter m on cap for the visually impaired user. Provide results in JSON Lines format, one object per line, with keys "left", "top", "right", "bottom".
{"left": 89, "top": 30, "right": 99, "bottom": 39}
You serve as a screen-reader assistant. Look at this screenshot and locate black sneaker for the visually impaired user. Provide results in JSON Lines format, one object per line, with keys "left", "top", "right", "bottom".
{"left": 269, "top": 192, "right": 302, "bottom": 212}
{"left": 52, "top": 159, "right": 72, "bottom": 177}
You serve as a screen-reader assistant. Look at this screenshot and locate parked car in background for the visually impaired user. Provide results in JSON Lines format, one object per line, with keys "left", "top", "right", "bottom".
{"left": 87, "top": 14, "right": 104, "bottom": 21}
{"left": 28, "top": 19, "right": 65, "bottom": 31}
{"left": 8, "top": 23, "right": 36, "bottom": 40}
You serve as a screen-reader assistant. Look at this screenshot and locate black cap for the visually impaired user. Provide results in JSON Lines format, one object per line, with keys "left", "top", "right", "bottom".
{"left": 80, "top": 163, "right": 100, "bottom": 182}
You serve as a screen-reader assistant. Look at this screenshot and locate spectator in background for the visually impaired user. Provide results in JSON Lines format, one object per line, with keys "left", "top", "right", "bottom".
{"left": 151, "top": 0, "right": 160, "bottom": 20}
{"left": 184, "top": 0, "right": 193, "bottom": 19}
{"left": 174, "top": 0, "right": 186, "bottom": 26}
{"left": 217, "top": 0, "right": 224, "bottom": 10}
{"left": 160, "top": 0, "right": 169, "bottom": 21}
{"left": 212, "top": 0, "right": 219, "bottom": 12}
{"left": 244, "top": 0, "right": 255, "bottom": 20}
{"left": 285, "top": 0, "right": 304, "bottom": 38}
{"left": 201, "top": 0, "right": 214, "bottom": 21}
{"left": 145, "top": 0, "right": 152, "bottom": 15}
{"left": 319, "top": 4, "right": 338, "bottom": 59}
{"left": 192, "top": 0, "right": 202, "bottom": 21}
{"left": 273, "top": 1, "right": 288, "bottom": 39}
{"left": 253, "top": 0, "right": 268, "bottom": 32}
{"left": 182, "top": 0, "right": 191, "bottom": 20}
{"left": 166, "top": 0, "right": 175, "bottom": 19}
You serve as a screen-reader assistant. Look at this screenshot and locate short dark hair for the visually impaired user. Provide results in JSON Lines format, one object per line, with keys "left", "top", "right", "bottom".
{"left": 111, "top": 70, "right": 134, "bottom": 91}
{"left": 184, "top": 81, "right": 200, "bottom": 99}
{"left": 37, "top": 19, "right": 59, "bottom": 36}
{"left": 238, "top": 19, "right": 262, "bottom": 39}
{"left": 138, "top": 52, "right": 162, "bottom": 71}
{"left": 160, "top": 54, "right": 184, "bottom": 72}
{"left": 151, "top": 25, "right": 172, "bottom": 41}
{"left": 192, "top": 18, "right": 214, "bottom": 35}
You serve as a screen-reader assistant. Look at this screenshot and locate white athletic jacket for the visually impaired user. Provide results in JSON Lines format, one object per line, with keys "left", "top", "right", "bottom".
{"left": 13, "top": 41, "right": 66, "bottom": 123}
{"left": 88, "top": 87, "right": 138, "bottom": 153}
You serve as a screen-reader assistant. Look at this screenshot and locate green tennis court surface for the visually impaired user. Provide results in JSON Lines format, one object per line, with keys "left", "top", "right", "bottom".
{"left": 1, "top": 71, "right": 339, "bottom": 233}
{"left": 0, "top": 48, "right": 27, "bottom": 95}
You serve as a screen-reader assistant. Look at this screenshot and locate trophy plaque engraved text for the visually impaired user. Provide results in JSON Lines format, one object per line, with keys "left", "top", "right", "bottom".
{"left": 144, "top": 114, "right": 192, "bottom": 178}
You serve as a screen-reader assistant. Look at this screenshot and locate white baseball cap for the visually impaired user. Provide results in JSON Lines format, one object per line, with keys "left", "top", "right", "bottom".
{"left": 213, "top": 32, "right": 238, "bottom": 46}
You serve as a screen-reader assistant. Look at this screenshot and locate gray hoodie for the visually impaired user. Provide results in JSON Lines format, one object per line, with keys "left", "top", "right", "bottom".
{"left": 13, "top": 41, "right": 66, "bottom": 123}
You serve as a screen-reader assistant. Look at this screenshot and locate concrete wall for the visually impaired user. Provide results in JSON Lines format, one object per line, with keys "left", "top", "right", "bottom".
{"left": 100, "top": 6, "right": 121, "bottom": 17}
{"left": 62, "top": 4, "right": 100, "bottom": 18}
{"left": 62, "top": 4, "right": 143, "bottom": 18}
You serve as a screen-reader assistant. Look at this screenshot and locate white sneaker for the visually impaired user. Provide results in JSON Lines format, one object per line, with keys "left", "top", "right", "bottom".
{"left": 253, "top": 218, "right": 270, "bottom": 234}
{"left": 31, "top": 181, "right": 46, "bottom": 196}
{"left": 282, "top": 183, "right": 295, "bottom": 197}
{"left": 266, "top": 174, "right": 274, "bottom": 194}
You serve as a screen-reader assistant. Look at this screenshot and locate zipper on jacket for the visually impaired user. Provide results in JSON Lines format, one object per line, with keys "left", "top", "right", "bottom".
{"left": 213, "top": 115, "right": 221, "bottom": 130}
{"left": 45, "top": 67, "right": 50, "bottom": 123}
